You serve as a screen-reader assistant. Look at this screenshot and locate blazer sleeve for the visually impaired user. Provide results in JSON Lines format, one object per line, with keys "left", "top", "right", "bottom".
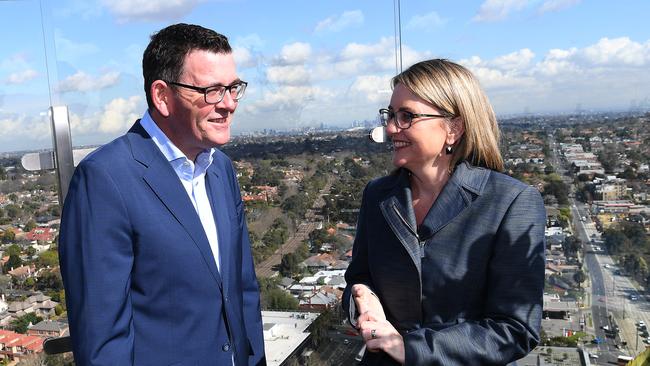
{"left": 59, "top": 159, "right": 135, "bottom": 365}
{"left": 227, "top": 163, "right": 265, "bottom": 366}
{"left": 403, "top": 186, "right": 546, "bottom": 365}
{"left": 343, "top": 183, "right": 380, "bottom": 327}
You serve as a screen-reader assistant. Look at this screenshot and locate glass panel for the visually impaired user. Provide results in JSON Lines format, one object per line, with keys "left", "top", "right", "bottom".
{"left": 0, "top": 0, "right": 54, "bottom": 153}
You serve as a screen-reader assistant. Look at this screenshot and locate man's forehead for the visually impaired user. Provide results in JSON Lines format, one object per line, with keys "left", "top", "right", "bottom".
{"left": 182, "top": 50, "right": 238, "bottom": 83}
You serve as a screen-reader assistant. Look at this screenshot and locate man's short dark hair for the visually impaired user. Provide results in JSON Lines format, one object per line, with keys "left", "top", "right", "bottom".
{"left": 142, "top": 23, "right": 232, "bottom": 109}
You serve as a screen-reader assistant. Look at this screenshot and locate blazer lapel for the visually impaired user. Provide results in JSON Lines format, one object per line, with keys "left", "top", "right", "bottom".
{"left": 379, "top": 170, "right": 422, "bottom": 277}
{"left": 127, "top": 121, "right": 223, "bottom": 288}
{"left": 418, "top": 162, "right": 490, "bottom": 240}
{"left": 205, "top": 167, "right": 231, "bottom": 287}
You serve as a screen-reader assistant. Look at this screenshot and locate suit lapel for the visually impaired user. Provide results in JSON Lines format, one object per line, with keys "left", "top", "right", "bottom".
{"left": 379, "top": 170, "right": 422, "bottom": 277}
{"left": 127, "top": 121, "right": 223, "bottom": 288}
{"left": 206, "top": 167, "right": 231, "bottom": 287}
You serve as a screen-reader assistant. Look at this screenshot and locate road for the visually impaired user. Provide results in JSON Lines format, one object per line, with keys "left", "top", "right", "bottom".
{"left": 571, "top": 198, "right": 648, "bottom": 362}
{"left": 255, "top": 179, "right": 333, "bottom": 278}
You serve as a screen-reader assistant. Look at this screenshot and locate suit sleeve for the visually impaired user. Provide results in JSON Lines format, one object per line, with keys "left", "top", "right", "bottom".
{"left": 403, "top": 186, "right": 546, "bottom": 365}
{"left": 227, "top": 163, "right": 265, "bottom": 366}
{"left": 59, "top": 159, "right": 134, "bottom": 366}
{"left": 343, "top": 183, "right": 379, "bottom": 327}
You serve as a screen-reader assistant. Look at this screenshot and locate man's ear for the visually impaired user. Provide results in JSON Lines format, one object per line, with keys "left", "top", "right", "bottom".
{"left": 151, "top": 80, "right": 172, "bottom": 117}
{"left": 446, "top": 117, "right": 465, "bottom": 145}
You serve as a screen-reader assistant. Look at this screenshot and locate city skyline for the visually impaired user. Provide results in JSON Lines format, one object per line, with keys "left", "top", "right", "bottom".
{"left": 1, "top": 0, "right": 650, "bottom": 152}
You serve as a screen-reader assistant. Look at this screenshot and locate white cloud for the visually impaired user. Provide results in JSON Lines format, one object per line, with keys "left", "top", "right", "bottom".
{"left": 451, "top": 37, "right": 650, "bottom": 114}
{"left": 315, "top": 10, "right": 364, "bottom": 33}
{"left": 405, "top": 11, "right": 447, "bottom": 31}
{"left": 313, "top": 59, "right": 364, "bottom": 80}
{"left": 98, "top": 96, "right": 142, "bottom": 133}
{"left": 6, "top": 69, "right": 38, "bottom": 85}
{"left": 59, "top": 71, "right": 121, "bottom": 93}
{"left": 233, "top": 47, "right": 255, "bottom": 69}
{"left": 538, "top": 0, "right": 581, "bottom": 14}
{"left": 374, "top": 44, "right": 434, "bottom": 72}
{"left": 581, "top": 37, "right": 650, "bottom": 66}
{"left": 101, "top": 0, "right": 203, "bottom": 22}
{"left": 473, "top": 0, "right": 528, "bottom": 22}
{"left": 351, "top": 75, "right": 394, "bottom": 102}
{"left": 0, "top": 113, "right": 50, "bottom": 140}
{"left": 278, "top": 42, "right": 312, "bottom": 65}
{"left": 266, "top": 65, "right": 310, "bottom": 85}
{"left": 0, "top": 53, "right": 30, "bottom": 71}
{"left": 234, "top": 34, "right": 265, "bottom": 50}
{"left": 490, "top": 48, "right": 535, "bottom": 71}
{"left": 341, "top": 37, "right": 393, "bottom": 60}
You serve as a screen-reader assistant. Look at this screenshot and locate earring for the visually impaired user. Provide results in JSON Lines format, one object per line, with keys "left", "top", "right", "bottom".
{"left": 445, "top": 145, "right": 453, "bottom": 155}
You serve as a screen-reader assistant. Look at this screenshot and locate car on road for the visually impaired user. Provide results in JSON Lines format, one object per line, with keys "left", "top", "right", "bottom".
{"left": 604, "top": 264, "right": 610, "bottom": 269}
{"left": 591, "top": 337, "right": 604, "bottom": 344}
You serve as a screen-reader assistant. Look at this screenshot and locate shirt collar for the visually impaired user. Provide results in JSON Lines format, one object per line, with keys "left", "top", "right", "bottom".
{"left": 140, "top": 110, "right": 215, "bottom": 171}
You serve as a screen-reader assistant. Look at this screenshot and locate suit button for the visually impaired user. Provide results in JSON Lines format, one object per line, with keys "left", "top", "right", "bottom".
{"left": 222, "top": 343, "right": 231, "bottom": 352}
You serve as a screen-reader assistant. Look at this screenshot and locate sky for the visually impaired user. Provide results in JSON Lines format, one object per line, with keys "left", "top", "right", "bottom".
{"left": 1, "top": 0, "right": 650, "bottom": 152}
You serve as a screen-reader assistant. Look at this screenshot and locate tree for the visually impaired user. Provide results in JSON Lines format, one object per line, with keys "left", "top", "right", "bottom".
{"left": 11, "top": 313, "right": 42, "bottom": 334}
{"left": 24, "top": 277, "right": 36, "bottom": 289}
{"left": 2, "top": 229, "right": 16, "bottom": 243}
{"left": 279, "top": 253, "right": 301, "bottom": 278}
{"left": 37, "top": 250, "right": 59, "bottom": 268}
{"left": 36, "top": 269, "right": 64, "bottom": 291}
{"left": 562, "top": 236, "right": 581, "bottom": 259}
{"left": 24, "top": 219, "right": 37, "bottom": 232}
{"left": 258, "top": 277, "right": 299, "bottom": 310}
{"left": 281, "top": 194, "right": 309, "bottom": 218}
{"left": 573, "top": 270, "right": 586, "bottom": 288}
{"left": 26, "top": 246, "right": 37, "bottom": 257}
{"left": 5, "top": 254, "right": 23, "bottom": 272}
{"left": 5, "top": 204, "right": 21, "bottom": 218}
{"left": 544, "top": 180, "right": 569, "bottom": 205}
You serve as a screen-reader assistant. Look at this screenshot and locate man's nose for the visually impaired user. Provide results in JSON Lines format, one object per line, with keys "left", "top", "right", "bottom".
{"left": 217, "top": 91, "right": 237, "bottom": 111}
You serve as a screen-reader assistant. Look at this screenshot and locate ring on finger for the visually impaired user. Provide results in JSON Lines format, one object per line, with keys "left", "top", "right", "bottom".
{"left": 371, "top": 329, "right": 377, "bottom": 339}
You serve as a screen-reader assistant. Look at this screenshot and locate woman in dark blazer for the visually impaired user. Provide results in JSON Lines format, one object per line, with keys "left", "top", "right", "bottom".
{"left": 343, "top": 59, "right": 546, "bottom": 365}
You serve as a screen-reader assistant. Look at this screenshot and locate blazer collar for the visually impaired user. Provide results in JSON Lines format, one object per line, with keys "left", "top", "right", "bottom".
{"left": 126, "top": 120, "right": 223, "bottom": 288}
{"left": 418, "top": 161, "right": 490, "bottom": 239}
{"left": 379, "top": 161, "right": 491, "bottom": 241}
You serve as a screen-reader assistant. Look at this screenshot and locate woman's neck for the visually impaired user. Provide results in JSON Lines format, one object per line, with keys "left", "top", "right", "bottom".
{"left": 409, "top": 165, "right": 451, "bottom": 226}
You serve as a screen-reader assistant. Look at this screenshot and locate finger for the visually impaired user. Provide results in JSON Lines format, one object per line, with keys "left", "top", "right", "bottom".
{"left": 360, "top": 310, "right": 386, "bottom": 324}
{"left": 365, "top": 339, "right": 382, "bottom": 352}
{"left": 352, "top": 284, "right": 369, "bottom": 297}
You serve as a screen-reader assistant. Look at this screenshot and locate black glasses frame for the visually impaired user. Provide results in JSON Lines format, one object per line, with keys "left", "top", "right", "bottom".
{"left": 165, "top": 80, "right": 248, "bottom": 104}
{"left": 378, "top": 108, "right": 449, "bottom": 130}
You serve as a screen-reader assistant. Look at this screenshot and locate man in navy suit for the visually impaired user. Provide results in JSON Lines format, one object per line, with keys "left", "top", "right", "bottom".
{"left": 59, "top": 23, "right": 265, "bottom": 365}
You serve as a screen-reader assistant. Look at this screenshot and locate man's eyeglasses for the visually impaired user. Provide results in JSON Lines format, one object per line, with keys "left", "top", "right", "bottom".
{"left": 165, "top": 80, "right": 248, "bottom": 104}
{"left": 379, "top": 108, "right": 449, "bottom": 130}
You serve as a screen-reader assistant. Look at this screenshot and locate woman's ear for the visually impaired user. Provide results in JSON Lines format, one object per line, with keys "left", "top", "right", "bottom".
{"left": 446, "top": 117, "right": 465, "bottom": 145}
{"left": 151, "top": 80, "right": 172, "bottom": 117}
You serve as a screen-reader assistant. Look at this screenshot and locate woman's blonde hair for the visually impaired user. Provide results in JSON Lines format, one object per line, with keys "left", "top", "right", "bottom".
{"left": 392, "top": 59, "right": 504, "bottom": 172}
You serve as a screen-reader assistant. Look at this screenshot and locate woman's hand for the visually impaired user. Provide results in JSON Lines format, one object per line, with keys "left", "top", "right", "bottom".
{"left": 358, "top": 315, "right": 405, "bottom": 365}
{"left": 352, "top": 284, "right": 386, "bottom": 321}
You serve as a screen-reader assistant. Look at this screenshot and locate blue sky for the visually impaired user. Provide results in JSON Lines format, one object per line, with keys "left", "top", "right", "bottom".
{"left": 1, "top": 0, "right": 650, "bottom": 152}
